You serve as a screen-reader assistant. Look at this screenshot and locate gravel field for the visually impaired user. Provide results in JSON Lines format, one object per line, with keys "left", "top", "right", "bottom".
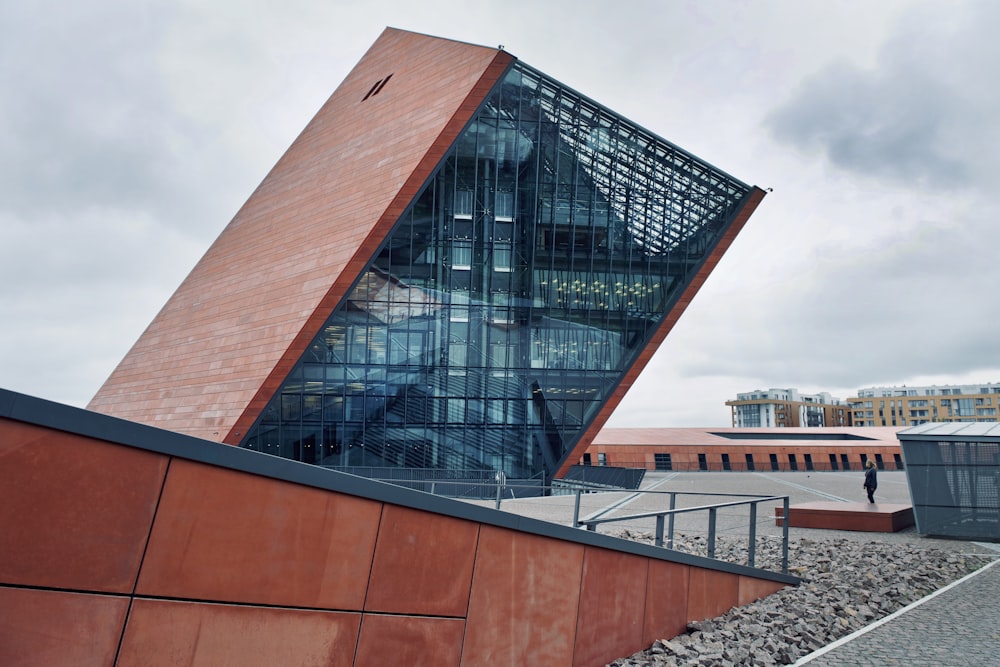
{"left": 605, "top": 531, "right": 995, "bottom": 667}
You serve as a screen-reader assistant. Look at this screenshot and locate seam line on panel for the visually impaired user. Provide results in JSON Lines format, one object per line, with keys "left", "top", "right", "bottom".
{"left": 121, "top": 591, "right": 468, "bottom": 618}
{"left": 462, "top": 523, "right": 483, "bottom": 620}
{"left": 355, "top": 501, "right": 386, "bottom": 663}
{"left": 456, "top": 521, "right": 484, "bottom": 665}
{"left": 113, "top": 455, "right": 173, "bottom": 666}
{"left": 361, "top": 502, "right": 385, "bottom": 612}
{"left": 0, "top": 582, "right": 132, "bottom": 598}
{"left": 570, "top": 545, "right": 588, "bottom": 667}
{"left": 640, "top": 556, "right": 652, "bottom": 649}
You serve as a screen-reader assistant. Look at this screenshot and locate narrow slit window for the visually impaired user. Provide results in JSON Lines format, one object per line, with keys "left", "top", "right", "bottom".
{"left": 362, "top": 73, "right": 393, "bottom": 101}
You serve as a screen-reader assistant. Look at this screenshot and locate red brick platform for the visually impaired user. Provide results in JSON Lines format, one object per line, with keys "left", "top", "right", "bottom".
{"left": 775, "top": 502, "right": 915, "bottom": 533}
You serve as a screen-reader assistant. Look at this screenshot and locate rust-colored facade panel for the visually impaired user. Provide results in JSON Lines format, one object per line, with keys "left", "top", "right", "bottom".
{"left": 738, "top": 575, "right": 786, "bottom": 606}
{"left": 642, "top": 559, "right": 692, "bottom": 646}
{"left": 573, "top": 547, "right": 649, "bottom": 667}
{"left": 365, "top": 504, "right": 479, "bottom": 616}
{"left": 463, "top": 526, "right": 584, "bottom": 666}
{"left": 687, "top": 568, "right": 740, "bottom": 623}
{"left": 0, "top": 395, "right": 799, "bottom": 667}
{"left": 88, "top": 28, "right": 514, "bottom": 442}
{"left": 0, "top": 419, "right": 166, "bottom": 593}
{"left": 136, "top": 459, "right": 382, "bottom": 609}
{"left": 0, "top": 586, "right": 129, "bottom": 667}
{"left": 355, "top": 614, "right": 465, "bottom": 667}
{"left": 117, "top": 598, "right": 361, "bottom": 667}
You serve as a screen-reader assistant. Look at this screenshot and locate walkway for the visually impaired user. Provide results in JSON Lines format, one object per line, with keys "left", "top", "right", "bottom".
{"left": 797, "top": 554, "right": 1000, "bottom": 666}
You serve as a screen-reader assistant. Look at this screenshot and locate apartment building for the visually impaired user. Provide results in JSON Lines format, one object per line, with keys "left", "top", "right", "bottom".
{"left": 725, "top": 388, "right": 851, "bottom": 428}
{"left": 848, "top": 383, "right": 1000, "bottom": 427}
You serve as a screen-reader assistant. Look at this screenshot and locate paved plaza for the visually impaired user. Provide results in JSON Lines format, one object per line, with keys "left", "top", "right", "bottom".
{"left": 480, "top": 469, "right": 928, "bottom": 547}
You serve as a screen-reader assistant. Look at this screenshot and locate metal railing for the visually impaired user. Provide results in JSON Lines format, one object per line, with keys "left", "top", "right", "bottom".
{"left": 320, "top": 466, "right": 791, "bottom": 574}
{"left": 572, "top": 489, "right": 790, "bottom": 574}
{"left": 320, "top": 466, "right": 546, "bottom": 500}
{"left": 595, "top": 461, "right": 904, "bottom": 473}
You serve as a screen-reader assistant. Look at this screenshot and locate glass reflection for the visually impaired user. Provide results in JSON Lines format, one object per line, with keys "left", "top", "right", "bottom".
{"left": 240, "top": 63, "right": 752, "bottom": 483}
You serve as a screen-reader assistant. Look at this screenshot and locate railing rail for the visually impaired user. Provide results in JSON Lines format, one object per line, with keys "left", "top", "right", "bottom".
{"left": 572, "top": 489, "right": 790, "bottom": 574}
{"left": 579, "top": 461, "right": 904, "bottom": 473}
{"left": 321, "top": 466, "right": 547, "bottom": 500}
{"left": 320, "top": 466, "right": 791, "bottom": 574}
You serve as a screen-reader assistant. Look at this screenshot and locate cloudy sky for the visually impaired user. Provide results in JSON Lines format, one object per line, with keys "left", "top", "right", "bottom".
{"left": 3, "top": 0, "right": 999, "bottom": 427}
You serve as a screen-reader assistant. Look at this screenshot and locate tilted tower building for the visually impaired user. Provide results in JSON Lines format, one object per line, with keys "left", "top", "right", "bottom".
{"left": 90, "top": 28, "right": 765, "bottom": 485}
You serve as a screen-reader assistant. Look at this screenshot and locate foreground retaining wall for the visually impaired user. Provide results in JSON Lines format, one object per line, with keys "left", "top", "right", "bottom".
{"left": 0, "top": 389, "right": 796, "bottom": 666}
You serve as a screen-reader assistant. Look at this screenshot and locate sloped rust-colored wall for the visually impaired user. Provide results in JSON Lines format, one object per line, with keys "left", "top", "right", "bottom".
{"left": 0, "top": 394, "right": 792, "bottom": 667}
{"left": 87, "top": 28, "right": 513, "bottom": 443}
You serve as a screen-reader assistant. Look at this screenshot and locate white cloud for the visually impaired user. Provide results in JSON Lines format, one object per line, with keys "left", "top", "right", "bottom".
{"left": 766, "top": 1, "right": 1000, "bottom": 193}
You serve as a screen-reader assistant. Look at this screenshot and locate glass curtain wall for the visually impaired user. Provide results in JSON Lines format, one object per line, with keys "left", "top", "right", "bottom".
{"left": 240, "top": 63, "right": 753, "bottom": 482}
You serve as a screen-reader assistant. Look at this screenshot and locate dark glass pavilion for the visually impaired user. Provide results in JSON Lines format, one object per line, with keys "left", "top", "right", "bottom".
{"left": 239, "top": 61, "right": 756, "bottom": 484}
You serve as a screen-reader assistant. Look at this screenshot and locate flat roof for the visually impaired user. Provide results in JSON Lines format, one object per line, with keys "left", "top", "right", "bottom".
{"left": 899, "top": 422, "right": 1000, "bottom": 439}
{"left": 593, "top": 426, "right": 902, "bottom": 447}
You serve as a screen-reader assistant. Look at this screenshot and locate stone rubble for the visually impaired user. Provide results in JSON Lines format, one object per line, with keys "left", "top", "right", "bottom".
{"left": 605, "top": 531, "right": 991, "bottom": 667}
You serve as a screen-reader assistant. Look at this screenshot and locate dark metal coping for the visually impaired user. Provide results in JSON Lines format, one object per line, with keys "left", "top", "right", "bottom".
{"left": 0, "top": 387, "right": 799, "bottom": 586}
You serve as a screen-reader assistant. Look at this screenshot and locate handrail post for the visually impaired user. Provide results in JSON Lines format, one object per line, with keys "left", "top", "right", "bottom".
{"left": 494, "top": 471, "right": 507, "bottom": 510}
{"left": 655, "top": 515, "right": 665, "bottom": 547}
{"left": 781, "top": 496, "right": 790, "bottom": 574}
{"left": 707, "top": 507, "right": 717, "bottom": 559}
{"left": 573, "top": 489, "right": 582, "bottom": 527}
{"left": 748, "top": 501, "right": 757, "bottom": 568}
{"left": 667, "top": 492, "right": 676, "bottom": 549}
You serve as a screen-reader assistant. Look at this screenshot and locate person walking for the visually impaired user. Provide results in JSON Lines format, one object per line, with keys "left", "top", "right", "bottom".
{"left": 863, "top": 459, "right": 878, "bottom": 503}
